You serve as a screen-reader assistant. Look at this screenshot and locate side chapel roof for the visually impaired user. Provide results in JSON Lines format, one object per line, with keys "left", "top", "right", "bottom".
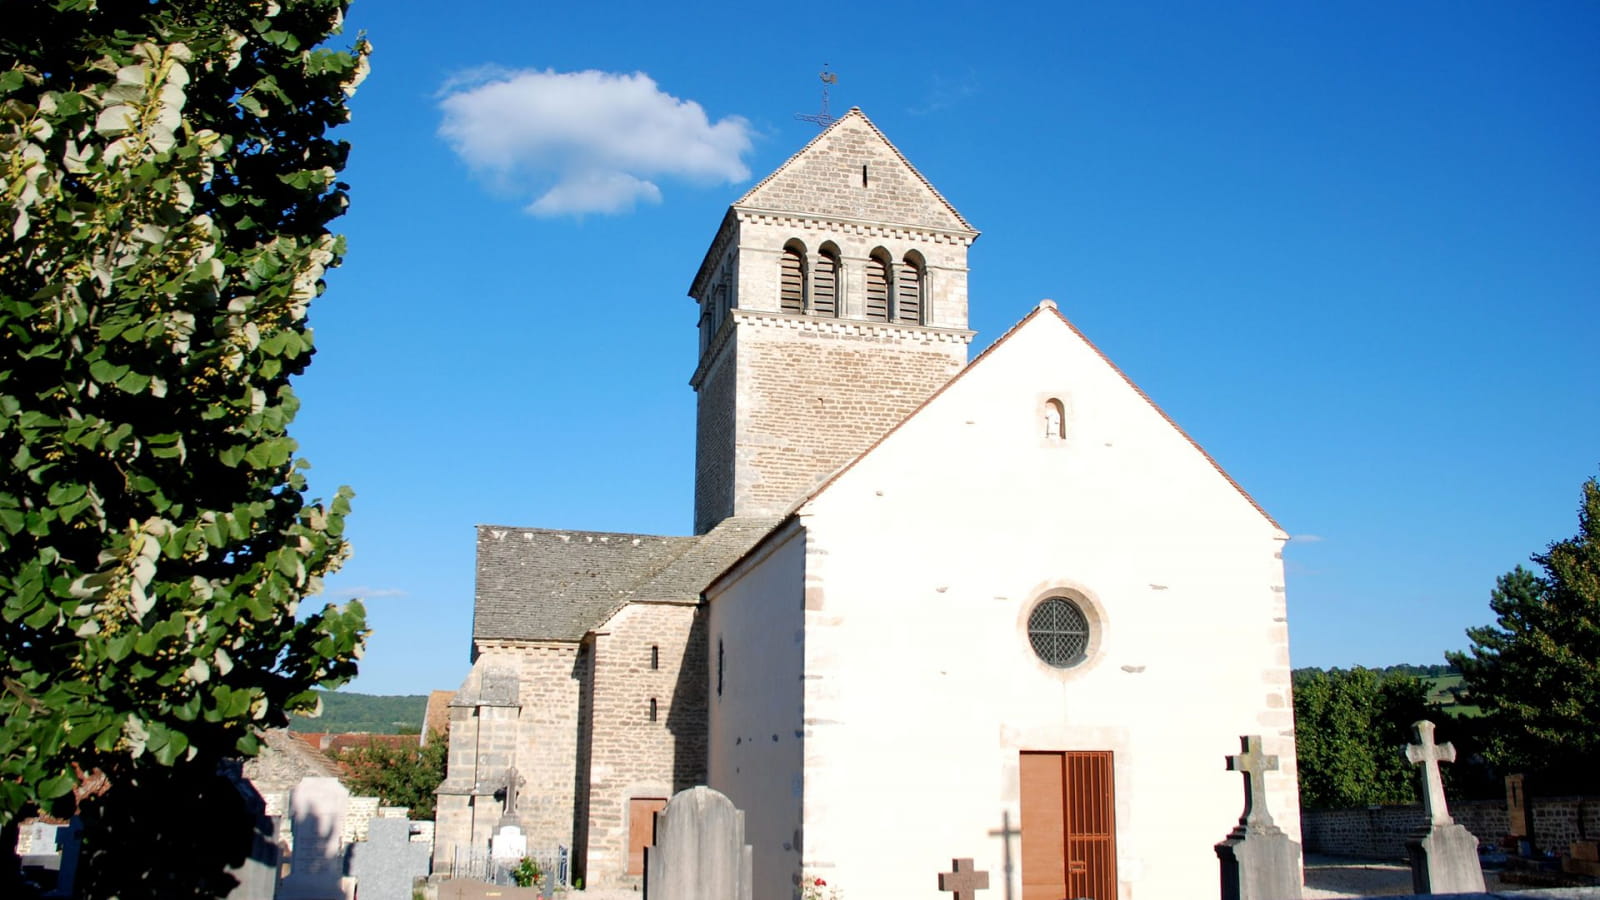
{"left": 472, "top": 517, "right": 780, "bottom": 643}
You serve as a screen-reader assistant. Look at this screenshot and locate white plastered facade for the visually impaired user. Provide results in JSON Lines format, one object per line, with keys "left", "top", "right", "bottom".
{"left": 704, "top": 305, "right": 1298, "bottom": 900}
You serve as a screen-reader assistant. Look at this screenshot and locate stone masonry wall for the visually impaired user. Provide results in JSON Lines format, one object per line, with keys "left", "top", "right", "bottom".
{"left": 731, "top": 315, "right": 966, "bottom": 520}
{"left": 694, "top": 337, "right": 737, "bottom": 534}
{"left": 580, "top": 603, "right": 707, "bottom": 890}
{"left": 739, "top": 113, "right": 968, "bottom": 233}
{"left": 509, "top": 644, "right": 583, "bottom": 852}
{"left": 1302, "top": 797, "right": 1600, "bottom": 859}
{"left": 433, "top": 644, "right": 582, "bottom": 872}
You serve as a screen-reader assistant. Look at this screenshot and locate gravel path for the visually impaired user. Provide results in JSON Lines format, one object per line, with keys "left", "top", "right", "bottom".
{"left": 1303, "top": 855, "right": 1600, "bottom": 898}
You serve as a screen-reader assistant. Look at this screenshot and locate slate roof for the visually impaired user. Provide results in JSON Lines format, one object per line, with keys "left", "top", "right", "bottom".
{"left": 472, "top": 517, "right": 781, "bottom": 642}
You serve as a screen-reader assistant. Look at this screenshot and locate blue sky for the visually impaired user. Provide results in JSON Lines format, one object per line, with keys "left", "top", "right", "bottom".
{"left": 293, "top": 1, "right": 1599, "bottom": 695}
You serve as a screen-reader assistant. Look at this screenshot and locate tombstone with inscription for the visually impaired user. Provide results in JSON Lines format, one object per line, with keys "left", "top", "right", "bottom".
{"left": 1404, "top": 720, "right": 1486, "bottom": 894}
{"left": 1214, "top": 735, "right": 1303, "bottom": 900}
{"left": 279, "top": 776, "right": 353, "bottom": 900}
{"left": 643, "top": 786, "right": 752, "bottom": 900}
{"left": 349, "top": 817, "right": 431, "bottom": 900}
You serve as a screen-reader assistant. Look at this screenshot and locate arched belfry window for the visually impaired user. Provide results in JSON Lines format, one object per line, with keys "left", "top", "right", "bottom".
{"left": 780, "top": 242, "right": 808, "bottom": 315}
{"left": 895, "top": 252, "right": 925, "bottom": 325}
{"left": 1044, "top": 398, "right": 1065, "bottom": 440}
{"left": 865, "top": 249, "right": 892, "bottom": 322}
{"left": 813, "top": 244, "right": 841, "bottom": 317}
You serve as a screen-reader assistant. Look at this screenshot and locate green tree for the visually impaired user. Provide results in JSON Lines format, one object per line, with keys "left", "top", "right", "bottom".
{"left": 1448, "top": 476, "right": 1600, "bottom": 790}
{"left": 338, "top": 733, "right": 448, "bottom": 821}
{"left": 1, "top": 1, "right": 368, "bottom": 893}
{"left": 1292, "top": 666, "right": 1436, "bottom": 809}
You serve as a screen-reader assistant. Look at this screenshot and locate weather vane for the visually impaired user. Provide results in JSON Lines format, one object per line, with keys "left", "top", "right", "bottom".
{"left": 794, "top": 65, "right": 838, "bottom": 129}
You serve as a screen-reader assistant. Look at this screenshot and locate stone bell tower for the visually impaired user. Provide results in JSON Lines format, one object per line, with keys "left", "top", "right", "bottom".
{"left": 688, "top": 109, "right": 980, "bottom": 534}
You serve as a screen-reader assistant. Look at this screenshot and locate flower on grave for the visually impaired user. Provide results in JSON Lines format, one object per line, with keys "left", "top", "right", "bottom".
{"left": 800, "top": 873, "right": 841, "bottom": 900}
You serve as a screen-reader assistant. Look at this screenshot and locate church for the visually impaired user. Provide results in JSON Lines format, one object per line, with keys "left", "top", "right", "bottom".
{"left": 433, "top": 108, "right": 1301, "bottom": 899}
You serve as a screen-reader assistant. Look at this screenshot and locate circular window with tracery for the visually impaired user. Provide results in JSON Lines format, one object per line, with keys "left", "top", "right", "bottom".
{"left": 1028, "top": 597, "right": 1091, "bottom": 668}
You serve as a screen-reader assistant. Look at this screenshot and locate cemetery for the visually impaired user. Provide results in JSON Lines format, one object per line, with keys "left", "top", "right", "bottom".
{"left": 1, "top": 3, "right": 1594, "bottom": 900}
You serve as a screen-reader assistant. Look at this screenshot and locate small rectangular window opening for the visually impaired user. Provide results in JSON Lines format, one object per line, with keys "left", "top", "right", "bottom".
{"left": 650, "top": 644, "right": 659, "bottom": 670}
{"left": 649, "top": 698, "right": 658, "bottom": 722}
{"left": 861, "top": 165, "right": 869, "bottom": 187}
{"left": 717, "top": 638, "right": 725, "bottom": 697}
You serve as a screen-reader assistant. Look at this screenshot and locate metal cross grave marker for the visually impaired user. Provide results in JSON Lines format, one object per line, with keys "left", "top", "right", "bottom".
{"left": 938, "top": 857, "right": 990, "bottom": 900}
{"left": 1226, "top": 734, "right": 1280, "bottom": 829}
{"left": 1406, "top": 719, "right": 1457, "bottom": 826}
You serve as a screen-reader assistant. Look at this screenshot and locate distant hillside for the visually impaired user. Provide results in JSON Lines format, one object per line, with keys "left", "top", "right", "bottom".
{"left": 288, "top": 691, "right": 428, "bottom": 734}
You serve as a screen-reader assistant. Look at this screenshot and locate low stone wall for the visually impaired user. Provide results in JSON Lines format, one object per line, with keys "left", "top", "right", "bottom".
{"left": 1303, "top": 797, "right": 1600, "bottom": 859}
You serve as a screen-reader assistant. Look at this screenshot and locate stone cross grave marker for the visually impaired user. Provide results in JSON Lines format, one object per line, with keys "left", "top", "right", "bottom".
{"left": 938, "top": 858, "right": 990, "bottom": 900}
{"left": 989, "top": 812, "right": 1020, "bottom": 900}
{"left": 1406, "top": 720, "right": 1457, "bottom": 827}
{"left": 1404, "top": 719, "right": 1486, "bottom": 894}
{"left": 1216, "top": 735, "right": 1302, "bottom": 900}
{"left": 644, "top": 786, "right": 752, "bottom": 900}
{"left": 349, "top": 817, "right": 431, "bottom": 900}
{"left": 1227, "top": 734, "right": 1279, "bottom": 829}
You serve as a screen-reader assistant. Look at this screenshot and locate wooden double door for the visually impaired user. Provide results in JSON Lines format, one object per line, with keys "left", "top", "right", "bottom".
{"left": 1020, "top": 751, "right": 1117, "bottom": 900}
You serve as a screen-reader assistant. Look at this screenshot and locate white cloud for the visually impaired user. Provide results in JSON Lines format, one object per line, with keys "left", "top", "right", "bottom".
{"left": 438, "top": 69, "right": 753, "bottom": 216}
{"left": 1290, "top": 534, "right": 1325, "bottom": 544}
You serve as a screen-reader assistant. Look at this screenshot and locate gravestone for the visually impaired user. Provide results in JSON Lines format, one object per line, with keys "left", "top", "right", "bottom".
{"left": 1215, "top": 735, "right": 1303, "bottom": 900}
{"left": 41, "top": 818, "right": 82, "bottom": 900}
{"left": 643, "top": 786, "right": 752, "bottom": 900}
{"left": 1506, "top": 773, "right": 1533, "bottom": 851}
{"left": 349, "top": 817, "right": 431, "bottom": 900}
{"left": 1404, "top": 720, "right": 1486, "bottom": 894}
{"left": 938, "top": 857, "right": 990, "bottom": 900}
{"left": 280, "top": 776, "right": 352, "bottom": 900}
{"left": 221, "top": 761, "right": 281, "bottom": 900}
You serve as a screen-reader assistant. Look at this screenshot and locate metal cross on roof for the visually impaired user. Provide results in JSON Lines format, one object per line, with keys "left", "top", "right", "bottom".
{"left": 794, "top": 65, "right": 839, "bottom": 129}
{"left": 1226, "top": 734, "right": 1280, "bottom": 829}
{"left": 1406, "top": 719, "right": 1457, "bottom": 827}
{"left": 938, "top": 857, "right": 991, "bottom": 900}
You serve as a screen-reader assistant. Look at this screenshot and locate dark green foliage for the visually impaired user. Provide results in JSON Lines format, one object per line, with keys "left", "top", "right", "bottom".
{"left": 1, "top": 0, "right": 367, "bottom": 893}
{"left": 1448, "top": 476, "right": 1600, "bottom": 792}
{"left": 337, "top": 733, "right": 447, "bottom": 821}
{"left": 1292, "top": 666, "right": 1438, "bottom": 809}
{"left": 289, "top": 691, "right": 428, "bottom": 734}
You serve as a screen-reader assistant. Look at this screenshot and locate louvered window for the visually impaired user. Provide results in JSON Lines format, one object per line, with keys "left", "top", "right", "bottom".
{"left": 812, "top": 249, "right": 840, "bottom": 317}
{"left": 895, "top": 258, "right": 923, "bottom": 324}
{"left": 865, "top": 253, "right": 891, "bottom": 322}
{"left": 780, "top": 245, "right": 805, "bottom": 314}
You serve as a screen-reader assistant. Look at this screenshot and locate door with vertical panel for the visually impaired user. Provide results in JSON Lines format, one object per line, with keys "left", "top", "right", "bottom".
{"left": 1020, "top": 751, "right": 1117, "bottom": 900}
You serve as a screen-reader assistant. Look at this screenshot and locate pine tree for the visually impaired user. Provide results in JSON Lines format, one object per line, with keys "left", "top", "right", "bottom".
{"left": 1449, "top": 476, "right": 1600, "bottom": 789}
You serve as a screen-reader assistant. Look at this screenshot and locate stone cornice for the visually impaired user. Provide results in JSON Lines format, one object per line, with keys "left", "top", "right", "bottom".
{"left": 689, "top": 309, "right": 973, "bottom": 389}
{"left": 473, "top": 638, "right": 579, "bottom": 653}
{"left": 733, "top": 205, "right": 979, "bottom": 246}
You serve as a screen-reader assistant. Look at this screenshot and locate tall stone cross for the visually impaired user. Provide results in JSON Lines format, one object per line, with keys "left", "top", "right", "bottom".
{"left": 1226, "top": 735, "right": 1280, "bottom": 830}
{"left": 988, "top": 812, "right": 1020, "bottom": 900}
{"left": 1406, "top": 720, "right": 1457, "bottom": 827}
{"left": 938, "top": 857, "right": 990, "bottom": 900}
